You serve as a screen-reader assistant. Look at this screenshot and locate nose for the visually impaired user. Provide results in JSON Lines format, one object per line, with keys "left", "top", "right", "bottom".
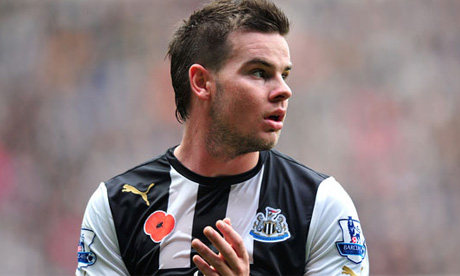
{"left": 269, "top": 77, "right": 292, "bottom": 103}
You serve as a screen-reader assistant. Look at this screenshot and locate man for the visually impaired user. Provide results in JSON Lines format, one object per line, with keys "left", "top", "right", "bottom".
{"left": 76, "top": 0, "right": 369, "bottom": 275}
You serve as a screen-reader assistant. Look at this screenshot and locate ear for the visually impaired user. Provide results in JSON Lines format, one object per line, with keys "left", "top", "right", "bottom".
{"left": 189, "top": 64, "right": 213, "bottom": 100}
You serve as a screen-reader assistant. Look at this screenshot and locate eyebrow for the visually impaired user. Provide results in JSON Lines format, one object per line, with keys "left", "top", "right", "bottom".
{"left": 244, "top": 58, "right": 292, "bottom": 72}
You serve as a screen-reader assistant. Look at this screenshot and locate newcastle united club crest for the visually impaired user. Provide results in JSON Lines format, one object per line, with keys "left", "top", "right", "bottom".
{"left": 336, "top": 216, "right": 367, "bottom": 264}
{"left": 250, "top": 206, "right": 291, "bottom": 242}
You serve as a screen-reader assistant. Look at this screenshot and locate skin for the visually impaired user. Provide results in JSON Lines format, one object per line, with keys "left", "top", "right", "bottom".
{"left": 191, "top": 218, "right": 249, "bottom": 276}
{"left": 174, "top": 31, "right": 292, "bottom": 275}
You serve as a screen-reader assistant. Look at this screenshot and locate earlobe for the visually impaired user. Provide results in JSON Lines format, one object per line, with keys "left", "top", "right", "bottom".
{"left": 189, "top": 64, "right": 212, "bottom": 100}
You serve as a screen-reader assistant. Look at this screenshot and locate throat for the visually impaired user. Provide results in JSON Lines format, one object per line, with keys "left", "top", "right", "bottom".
{"left": 175, "top": 143, "right": 259, "bottom": 177}
{"left": 198, "top": 151, "right": 260, "bottom": 177}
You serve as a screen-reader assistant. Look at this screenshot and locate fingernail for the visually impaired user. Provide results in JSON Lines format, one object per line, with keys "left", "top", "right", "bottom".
{"left": 204, "top": 226, "right": 213, "bottom": 235}
{"left": 217, "top": 220, "right": 226, "bottom": 228}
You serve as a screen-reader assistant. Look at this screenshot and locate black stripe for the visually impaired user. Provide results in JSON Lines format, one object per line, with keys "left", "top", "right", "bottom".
{"left": 106, "top": 152, "right": 173, "bottom": 275}
{"left": 251, "top": 150, "right": 323, "bottom": 275}
{"left": 191, "top": 184, "right": 231, "bottom": 262}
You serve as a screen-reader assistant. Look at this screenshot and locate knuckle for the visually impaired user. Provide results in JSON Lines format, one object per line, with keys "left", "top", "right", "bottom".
{"left": 211, "top": 258, "right": 226, "bottom": 270}
{"left": 234, "top": 235, "right": 244, "bottom": 245}
{"left": 234, "top": 266, "right": 248, "bottom": 276}
{"left": 220, "top": 246, "right": 234, "bottom": 257}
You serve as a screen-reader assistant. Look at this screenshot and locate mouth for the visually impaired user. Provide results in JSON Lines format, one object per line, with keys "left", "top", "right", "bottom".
{"left": 267, "top": 115, "right": 282, "bottom": 123}
{"left": 264, "top": 111, "right": 286, "bottom": 130}
{"left": 265, "top": 110, "right": 285, "bottom": 122}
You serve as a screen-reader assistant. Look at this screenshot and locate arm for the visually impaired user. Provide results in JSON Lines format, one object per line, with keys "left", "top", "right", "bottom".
{"left": 191, "top": 218, "right": 250, "bottom": 276}
{"left": 304, "top": 177, "right": 369, "bottom": 276}
{"left": 76, "top": 183, "right": 129, "bottom": 276}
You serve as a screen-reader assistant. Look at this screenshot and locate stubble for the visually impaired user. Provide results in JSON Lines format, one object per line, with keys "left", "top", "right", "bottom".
{"left": 206, "top": 81, "right": 277, "bottom": 161}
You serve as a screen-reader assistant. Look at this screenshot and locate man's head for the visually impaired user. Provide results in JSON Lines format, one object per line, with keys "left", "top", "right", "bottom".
{"left": 168, "top": 0, "right": 290, "bottom": 123}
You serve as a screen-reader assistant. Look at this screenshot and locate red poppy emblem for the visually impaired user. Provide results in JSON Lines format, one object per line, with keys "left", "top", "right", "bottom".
{"left": 144, "top": 211, "right": 175, "bottom": 243}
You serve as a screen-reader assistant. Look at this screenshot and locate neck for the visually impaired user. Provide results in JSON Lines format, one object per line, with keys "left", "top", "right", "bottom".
{"left": 174, "top": 124, "right": 259, "bottom": 177}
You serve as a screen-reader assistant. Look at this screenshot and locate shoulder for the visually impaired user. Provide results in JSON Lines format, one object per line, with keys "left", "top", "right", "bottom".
{"left": 77, "top": 183, "right": 130, "bottom": 275}
{"left": 104, "top": 148, "right": 172, "bottom": 190}
{"left": 263, "top": 149, "right": 329, "bottom": 186}
{"left": 315, "top": 177, "right": 356, "bottom": 213}
{"left": 305, "top": 177, "right": 369, "bottom": 274}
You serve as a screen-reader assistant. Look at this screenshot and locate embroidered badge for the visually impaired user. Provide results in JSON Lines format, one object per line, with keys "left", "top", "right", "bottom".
{"left": 77, "top": 228, "right": 97, "bottom": 270}
{"left": 122, "top": 183, "right": 155, "bottom": 206}
{"left": 144, "top": 211, "right": 176, "bottom": 243}
{"left": 250, "top": 206, "right": 291, "bottom": 242}
{"left": 336, "top": 216, "right": 367, "bottom": 264}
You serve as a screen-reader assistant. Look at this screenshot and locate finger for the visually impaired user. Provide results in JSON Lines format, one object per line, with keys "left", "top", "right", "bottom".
{"left": 192, "top": 254, "right": 218, "bottom": 276}
{"left": 207, "top": 221, "right": 249, "bottom": 273}
{"left": 203, "top": 226, "right": 238, "bottom": 274}
{"left": 213, "top": 220, "right": 250, "bottom": 274}
{"left": 192, "top": 233, "right": 232, "bottom": 275}
{"left": 205, "top": 223, "right": 239, "bottom": 260}
{"left": 191, "top": 237, "right": 218, "bottom": 263}
{"left": 216, "top": 220, "right": 248, "bottom": 260}
{"left": 223, "top": 217, "right": 232, "bottom": 226}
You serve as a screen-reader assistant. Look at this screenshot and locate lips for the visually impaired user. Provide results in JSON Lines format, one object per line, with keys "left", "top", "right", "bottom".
{"left": 264, "top": 110, "right": 286, "bottom": 130}
{"left": 267, "top": 115, "right": 281, "bottom": 122}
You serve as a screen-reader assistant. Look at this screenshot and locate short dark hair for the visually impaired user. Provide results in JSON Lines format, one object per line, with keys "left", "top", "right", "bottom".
{"left": 167, "top": 0, "right": 290, "bottom": 123}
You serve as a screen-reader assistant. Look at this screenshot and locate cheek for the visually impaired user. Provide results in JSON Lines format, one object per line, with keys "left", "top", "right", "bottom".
{"left": 232, "top": 100, "right": 263, "bottom": 131}
{"left": 230, "top": 95, "right": 259, "bottom": 116}
{"left": 218, "top": 81, "right": 264, "bottom": 120}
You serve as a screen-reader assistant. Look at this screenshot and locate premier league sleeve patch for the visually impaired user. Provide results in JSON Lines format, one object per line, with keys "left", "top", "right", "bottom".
{"left": 336, "top": 216, "right": 367, "bottom": 264}
{"left": 77, "top": 228, "right": 97, "bottom": 270}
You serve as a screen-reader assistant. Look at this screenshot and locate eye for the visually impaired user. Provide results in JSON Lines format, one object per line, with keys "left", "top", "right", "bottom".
{"left": 251, "top": 69, "right": 266, "bottom": 79}
{"left": 282, "top": 72, "right": 290, "bottom": 80}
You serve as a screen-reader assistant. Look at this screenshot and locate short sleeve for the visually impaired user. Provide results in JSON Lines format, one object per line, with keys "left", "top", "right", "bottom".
{"left": 304, "top": 177, "right": 369, "bottom": 276}
{"left": 76, "top": 183, "right": 130, "bottom": 276}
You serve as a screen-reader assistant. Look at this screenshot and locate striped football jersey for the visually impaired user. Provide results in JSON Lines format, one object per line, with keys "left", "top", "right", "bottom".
{"left": 77, "top": 147, "right": 369, "bottom": 275}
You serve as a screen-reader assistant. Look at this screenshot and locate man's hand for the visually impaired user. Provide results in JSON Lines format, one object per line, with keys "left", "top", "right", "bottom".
{"left": 191, "top": 218, "right": 250, "bottom": 276}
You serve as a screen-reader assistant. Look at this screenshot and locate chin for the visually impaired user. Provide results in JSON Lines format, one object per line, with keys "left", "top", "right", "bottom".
{"left": 232, "top": 135, "right": 277, "bottom": 156}
{"left": 253, "top": 134, "right": 280, "bottom": 151}
{"left": 265, "top": 131, "right": 281, "bottom": 146}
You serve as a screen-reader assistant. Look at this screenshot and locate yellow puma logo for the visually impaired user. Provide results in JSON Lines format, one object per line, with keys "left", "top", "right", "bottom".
{"left": 122, "top": 183, "right": 155, "bottom": 206}
{"left": 342, "top": 266, "right": 364, "bottom": 276}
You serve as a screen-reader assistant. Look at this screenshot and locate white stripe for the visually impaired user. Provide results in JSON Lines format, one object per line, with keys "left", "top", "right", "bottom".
{"left": 77, "top": 183, "right": 130, "bottom": 275}
{"left": 226, "top": 165, "right": 264, "bottom": 264}
{"left": 159, "top": 167, "right": 199, "bottom": 269}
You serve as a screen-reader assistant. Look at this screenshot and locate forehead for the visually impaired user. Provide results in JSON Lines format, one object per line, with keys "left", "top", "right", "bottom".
{"left": 225, "top": 31, "right": 291, "bottom": 69}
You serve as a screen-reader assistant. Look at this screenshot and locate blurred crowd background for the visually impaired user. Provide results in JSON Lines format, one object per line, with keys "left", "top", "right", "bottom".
{"left": 1, "top": 0, "right": 459, "bottom": 275}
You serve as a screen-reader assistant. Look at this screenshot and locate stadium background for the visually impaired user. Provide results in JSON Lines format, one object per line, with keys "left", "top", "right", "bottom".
{"left": 0, "top": 0, "right": 459, "bottom": 275}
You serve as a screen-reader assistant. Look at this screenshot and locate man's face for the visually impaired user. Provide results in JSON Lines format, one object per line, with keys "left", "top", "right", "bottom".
{"left": 207, "top": 31, "right": 292, "bottom": 157}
